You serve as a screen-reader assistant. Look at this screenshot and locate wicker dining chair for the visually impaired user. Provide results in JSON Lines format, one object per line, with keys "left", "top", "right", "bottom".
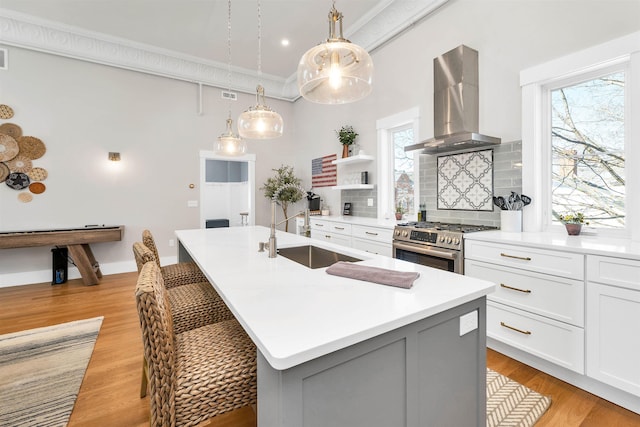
{"left": 133, "top": 242, "right": 235, "bottom": 397}
{"left": 142, "top": 229, "right": 207, "bottom": 288}
{"left": 135, "top": 261, "right": 257, "bottom": 427}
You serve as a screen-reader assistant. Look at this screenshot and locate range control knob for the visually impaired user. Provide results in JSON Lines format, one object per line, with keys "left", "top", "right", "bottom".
{"left": 439, "top": 236, "right": 445, "bottom": 243}
{"left": 402, "top": 230, "right": 409, "bottom": 238}
{"left": 394, "top": 229, "right": 400, "bottom": 237}
{"left": 446, "top": 237, "right": 452, "bottom": 244}
{"left": 453, "top": 238, "right": 460, "bottom": 245}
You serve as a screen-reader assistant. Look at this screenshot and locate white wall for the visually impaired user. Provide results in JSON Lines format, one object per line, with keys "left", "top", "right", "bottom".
{"left": 1, "top": 0, "right": 639, "bottom": 286}
{"left": 0, "top": 48, "right": 296, "bottom": 286}
{"left": 292, "top": 0, "right": 640, "bottom": 216}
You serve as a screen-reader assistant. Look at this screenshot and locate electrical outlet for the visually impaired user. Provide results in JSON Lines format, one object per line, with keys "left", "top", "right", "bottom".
{"left": 169, "top": 239, "right": 175, "bottom": 247}
{"left": 459, "top": 310, "right": 478, "bottom": 336}
{"left": 367, "top": 198, "right": 374, "bottom": 207}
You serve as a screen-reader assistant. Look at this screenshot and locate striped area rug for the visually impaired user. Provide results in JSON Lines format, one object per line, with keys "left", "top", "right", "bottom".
{"left": 487, "top": 368, "right": 551, "bottom": 427}
{"left": 0, "top": 317, "right": 103, "bottom": 427}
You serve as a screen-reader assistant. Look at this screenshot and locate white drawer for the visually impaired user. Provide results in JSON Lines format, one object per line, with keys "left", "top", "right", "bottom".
{"left": 313, "top": 231, "right": 351, "bottom": 247}
{"left": 310, "top": 220, "right": 351, "bottom": 236}
{"left": 465, "top": 240, "right": 584, "bottom": 279}
{"left": 487, "top": 301, "right": 584, "bottom": 373}
{"left": 587, "top": 255, "right": 640, "bottom": 290}
{"left": 466, "top": 260, "right": 584, "bottom": 326}
{"left": 352, "top": 238, "right": 392, "bottom": 257}
{"left": 351, "top": 225, "right": 393, "bottom": 244}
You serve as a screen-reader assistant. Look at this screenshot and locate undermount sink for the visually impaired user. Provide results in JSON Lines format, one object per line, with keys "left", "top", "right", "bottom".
{"left": 277, "top": 245, "right": 362, "bottom": 269}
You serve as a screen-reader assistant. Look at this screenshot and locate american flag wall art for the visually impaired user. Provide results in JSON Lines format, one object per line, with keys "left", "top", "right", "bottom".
{"left": 311, "top": 154, "right": 337, "bottom": 187}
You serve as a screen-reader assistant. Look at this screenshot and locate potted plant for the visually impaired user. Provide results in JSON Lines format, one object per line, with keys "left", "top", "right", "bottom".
{"left": 261, "top": 165, "right": 304, "bottom": 232}
{"left": 395, "top": 205, "right": 404, "bottom": 220}
{"left": 336, "top": 125, "right": 358, "bottom": 158}
{"left": 558, "top": 212, "right": 588, "bottom": 235}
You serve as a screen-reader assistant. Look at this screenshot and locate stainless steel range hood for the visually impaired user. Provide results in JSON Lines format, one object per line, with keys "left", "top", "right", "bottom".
{"left": 405, "top": 45, "right": 500, "bottom": 154}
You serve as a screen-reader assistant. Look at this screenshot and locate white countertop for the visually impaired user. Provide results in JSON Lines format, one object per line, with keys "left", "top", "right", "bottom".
{"left": 464, "top": 230, "right": 640, "bottom": 261}
{"left": 175, "top": 226, "right": 494, "bottom": 370}
{"left": 309, "top": 215, "right": 399, "bottom": 229}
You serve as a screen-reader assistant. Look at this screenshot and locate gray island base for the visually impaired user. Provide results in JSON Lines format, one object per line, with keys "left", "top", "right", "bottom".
{"left": 258, "top": 297, "right": 486, "bottom": 427}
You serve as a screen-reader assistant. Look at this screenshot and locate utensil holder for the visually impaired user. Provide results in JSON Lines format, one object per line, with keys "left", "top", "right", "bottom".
{"left": 501, "top": 210, "right": 522, "bottom": 232}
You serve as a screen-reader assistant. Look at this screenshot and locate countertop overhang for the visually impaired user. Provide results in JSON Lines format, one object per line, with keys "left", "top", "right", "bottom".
{"left": 464, "top": 230, "right": 640, "bottom": 261}
{"left": 175, "top": 226, "right": 494, "bottom": 370}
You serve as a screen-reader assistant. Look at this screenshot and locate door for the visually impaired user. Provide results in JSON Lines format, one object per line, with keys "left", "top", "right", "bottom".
{"left": 199, "top": 151, "right": 256, "bottom": 228}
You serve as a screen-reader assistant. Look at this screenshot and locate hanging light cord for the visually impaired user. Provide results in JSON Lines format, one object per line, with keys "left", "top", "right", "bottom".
{"left": 226, "top": 0, "right": 233, "bottom": 119}
{"left": 257, "top": 0, "right": 262, "bottom": 81}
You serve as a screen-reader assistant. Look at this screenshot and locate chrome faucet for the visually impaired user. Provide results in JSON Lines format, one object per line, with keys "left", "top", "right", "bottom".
{"left": 265, "top": 199, "right": 310, "bottom": 258}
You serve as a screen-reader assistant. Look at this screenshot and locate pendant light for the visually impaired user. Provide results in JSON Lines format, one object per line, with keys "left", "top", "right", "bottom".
{"left": 238, "top": 0, "right": 283, "bottom": 139}
{"left": 297, "top": 1, "right": 373, "bottom": 104}
{"left": 215, "top": 0, "right": 246, "bottom": 156}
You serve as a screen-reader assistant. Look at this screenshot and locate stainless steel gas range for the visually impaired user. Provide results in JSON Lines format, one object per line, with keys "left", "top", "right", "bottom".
{"left": 392, "top": 222, "right": 496, "bottom": 274}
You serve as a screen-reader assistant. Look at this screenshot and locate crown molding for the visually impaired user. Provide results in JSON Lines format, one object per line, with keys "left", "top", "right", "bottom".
{"left": 0, "top": 1, "right": 448, "bottom": 103}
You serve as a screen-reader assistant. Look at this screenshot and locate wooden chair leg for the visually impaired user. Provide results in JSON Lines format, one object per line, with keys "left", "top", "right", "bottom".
{"left": 140, "top": 357, "right": 149, "bottom": 398}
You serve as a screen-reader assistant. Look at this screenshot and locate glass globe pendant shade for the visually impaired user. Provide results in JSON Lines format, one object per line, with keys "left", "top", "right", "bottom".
{"left": 215, "top": 118, "right": 247, "bottom": 156}
{"left": 238, "top": 85, "right": 284, "bottom": 139}
{"left": 297, "top": 5, "right": 373, "bottom": 104}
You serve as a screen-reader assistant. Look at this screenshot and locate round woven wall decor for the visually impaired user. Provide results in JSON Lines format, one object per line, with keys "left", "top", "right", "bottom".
{"left": 5, "top": 172, "right": 30, "bottom": 190}
{"left": 0, "top": 162, "right": 9, "bottom": 182}
{"left": 0, "top": 105, "right": 14, "bottom": 119}
{"left": 0, "top": 134, "right": 19, "bottom": 162}
{"left": 29, "top": 181, "right": 46, "bottom": 194}
{"left": 18, "top": 192, "right": 33, "bottom": 203}
{"left": 0, "top": 123, "right": 23, "bottom": 139}
{"left": 7, "top": 155, "right": 32, "bottom": 173}
{"left": 17, "top": 136, "right": 46, "bottom": 160}
{"left": 28, "top": 167, "right": 48, "bottom": 181}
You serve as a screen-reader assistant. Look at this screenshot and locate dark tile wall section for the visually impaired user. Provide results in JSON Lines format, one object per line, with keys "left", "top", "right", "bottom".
{"left": 419, "top": 140, "right": 523, "bottom": 227}
{"left": 340, "top": 188, "right": 377, "bottom": 218}
{"left": 339, "top": 140, "right": 522, "bottom": 224}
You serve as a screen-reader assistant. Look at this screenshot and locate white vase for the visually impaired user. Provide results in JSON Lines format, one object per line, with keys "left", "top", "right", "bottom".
{"left": 501, "top": 210, "right": 522, "bottom": 232}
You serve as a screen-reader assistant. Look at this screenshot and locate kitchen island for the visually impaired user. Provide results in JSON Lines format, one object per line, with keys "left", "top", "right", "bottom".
{"left": 176, "top": 226, "right": 495, "bottom": 427}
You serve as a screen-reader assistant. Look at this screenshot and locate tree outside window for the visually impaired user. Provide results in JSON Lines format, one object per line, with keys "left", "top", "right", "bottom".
{"left": 550, "top": 71, "right": 625, "bottom": 228}
{"left": 393, "top": 126, "right": 415, "bottom": 215}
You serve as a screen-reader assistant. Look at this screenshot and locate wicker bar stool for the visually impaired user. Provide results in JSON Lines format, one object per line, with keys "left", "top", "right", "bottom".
{"left": 142, "top": 229, "right": 207, "bottom": 288}
{"left": 133, "top": 242, "right": 234, "bottom": 397}
{"left": 135, "top": 261, "right": 257, "bottom": 427}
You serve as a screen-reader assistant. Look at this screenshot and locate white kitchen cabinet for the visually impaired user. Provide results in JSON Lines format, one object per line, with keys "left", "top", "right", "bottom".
{"left": 351, "top": 224, "right": 393, "bottom": 257}
{"left": 465, "top": 240, "right": 585, "bottom": 373}
{"left": 487, "top": 301, "right": 584, "bottom": 373}
{"left": 310, "top": 219, "right": 352, "bottom": 247}
{"left": 586, "top": 255, "right": 640, "bottom": 397}
{"left": 310, "top": 219, "right": 393, "bottom": 255}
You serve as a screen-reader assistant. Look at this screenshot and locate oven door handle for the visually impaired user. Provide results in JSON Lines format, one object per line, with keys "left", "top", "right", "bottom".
{"left": 393, "top": 241, "right": 458, "bottom": 260}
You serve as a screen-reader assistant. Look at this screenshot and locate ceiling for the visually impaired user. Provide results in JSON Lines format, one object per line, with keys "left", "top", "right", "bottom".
{"left": 0, "top": 0, "right": 449, "bottom": 100}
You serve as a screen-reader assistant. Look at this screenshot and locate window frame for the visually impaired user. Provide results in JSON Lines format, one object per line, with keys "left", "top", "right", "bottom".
{"left": 376, "top": 107, "right": 420, "bottom": 220}
{"left": 521, "top": 31, "right": 639, "bottom": 240}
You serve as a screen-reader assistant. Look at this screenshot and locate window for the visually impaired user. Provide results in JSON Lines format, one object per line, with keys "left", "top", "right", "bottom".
{"left": 521, "top": 31, "right": 639, "bottom": 239}
{"left": 392, "top": 124, "right": 416, "bottom": 215}
{"left": 377, "top": 107, "right": 420, "bottom": 219}
{"left": 548, "top": 69, "right": 626, "bottom": 228}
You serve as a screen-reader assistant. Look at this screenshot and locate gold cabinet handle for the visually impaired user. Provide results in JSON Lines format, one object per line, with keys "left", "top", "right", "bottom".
{"left": 365, "top": 231, "right": 378, "bottom": 236}
{"left": 324, "top": 235, "right": 331, "bottom": 239}
{"left": 500, "top": 283, "right": 532, "bottom": 294}
{"left": 334, "top": 226, "right": 345, "bottom": 230}
{"left": 500, "top": 321, "right": 531, "bottom": 335}
{"left": 315, "top": 223, "right": 324, "bottom": 227}
{"left": 500, "top": 252, "right": 532, "bottom": 261}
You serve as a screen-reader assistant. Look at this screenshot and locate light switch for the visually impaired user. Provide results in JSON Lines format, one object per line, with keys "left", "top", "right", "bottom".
{"left": 459, "top": 310, "right": 478, "bottom": 336}
{"left": 367, "top": 198, "right": 374, "bottom": 207}
{"left": 187, "top": 200, "right": 198, "bottom": 208}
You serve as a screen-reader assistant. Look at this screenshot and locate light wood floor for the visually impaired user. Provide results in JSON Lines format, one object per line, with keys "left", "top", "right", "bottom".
{"left": 1, "top": 271, "right": 639, "bottom": 426}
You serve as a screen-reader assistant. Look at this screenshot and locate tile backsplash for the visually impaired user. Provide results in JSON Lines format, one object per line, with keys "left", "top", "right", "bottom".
{"left": 420, "top": 140, "right": 522, "bottom": 227}
{"left": 340, "top": 140, "right": 522, "bottom": 225}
